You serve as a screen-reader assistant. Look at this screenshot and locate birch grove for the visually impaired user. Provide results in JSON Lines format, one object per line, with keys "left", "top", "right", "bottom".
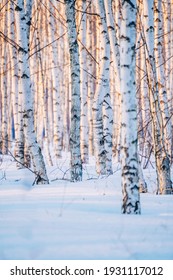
{"left": 0, "top": 0, "right": 173, "bottom": 213}
{"left": 142, "top": 0, "right": 172, "bottom": 194}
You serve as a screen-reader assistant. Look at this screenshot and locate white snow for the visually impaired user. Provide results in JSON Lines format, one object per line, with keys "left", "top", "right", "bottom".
{"left": 0, "top": 154, "right": 173, "bottom": 260}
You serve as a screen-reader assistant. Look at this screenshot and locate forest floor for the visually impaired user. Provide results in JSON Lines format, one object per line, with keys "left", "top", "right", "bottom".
{"left": 0, "top": 152, "right": 173, "bottom": 260}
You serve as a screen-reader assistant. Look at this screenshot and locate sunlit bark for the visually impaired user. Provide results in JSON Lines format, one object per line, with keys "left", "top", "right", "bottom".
{"left": 120, "top": 0, "right": 141, "bottom": 214}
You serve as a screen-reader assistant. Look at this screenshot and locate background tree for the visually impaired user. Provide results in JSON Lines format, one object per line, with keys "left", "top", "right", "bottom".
{"left": 143, "top": 0, "right": 172, "bottom": 194}
{"left": 120, "top": 0, "right": 141, "bottom": 214}
{"left": 65, "top": 0, "right": 82, "bottom": 182}
{"left": 14, "top": 0, "right": 49, "bottom": 184}
{"left": 92, "top": 0, "right": 113, "bottom": 175}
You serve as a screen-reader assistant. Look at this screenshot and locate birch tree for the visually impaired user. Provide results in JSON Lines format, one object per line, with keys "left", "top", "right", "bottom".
{"left": 120, "top": 0, "right": 141, "bottom": 214}
{"left": 104, "top": 0, "right": 121, "bottom": 160}
{"left": 65, "top": 0, "right": 82, "bottom": 181}
{"left": 77, "top": 0, "right": 89, "bottom": 163}
{"left": 7, "top": 1, "right": 25, "bottom": 167}
{"left": 1, "top": 5, "right": 8, "bottom": 155}
{"left": 86, "top": 2, "right": 96, "bottom": 156}
{"left": 48, "top": 0, "right": 63, "bottom": 159}
{"left": 14, "top": 0, "right": 49, "bottom": 184}
{"left": 163, "top": 0, "right": 171, "bottom": 112}
{"left": 92, "top": 0, "right": 113, "bottom": 175}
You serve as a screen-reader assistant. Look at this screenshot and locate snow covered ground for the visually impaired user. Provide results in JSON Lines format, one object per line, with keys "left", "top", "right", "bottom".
{"left": 0, "top": 154, "right": 173, "bottom": 260}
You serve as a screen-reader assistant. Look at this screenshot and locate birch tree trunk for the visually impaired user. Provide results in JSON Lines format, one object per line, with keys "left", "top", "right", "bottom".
{"left": 120, "top": 0, "right": 141, "bottom": 214}
{"left": 24, "top": 0, "right": 32, "bottom": 42}
{"left": 1, "top": 6, "right": 8, "bottom": 155}
{"left": 63, "top": 38, "right": 71, "bottom": 152}
{"left": 139, "top": 36, "right": 151, "bottom": 163}
{"left": 8, "top": 0, "right": 22, "bottom": 164}
{"left": 65, "top": 0, "right": 82, "bottom": 182}
{"left": 58, "top": 7, "right": 66, "bottom": 153}
{"left": 93, "top": 0, "right": 113, "bottom": 175}
{"left": 77, "top": 0, "right": 89, "bottom": 163}
{"left": 14, "top": 0, "right": 49, "bottom": 184}
{"left": 163, "top": 1, "right": 171, "bottom": 111}
{"left": 163, "top": 0, "right": 173, "bottom": 159}
{"left": 136, "top": 0, "right": 148, "bottom": 192}
{"left": 87, "top": 2, "right": 96, "bottom": 156}
{"left": 1, "top": 49, "right": 8, "bottom": 155}
{"left": 104, "top": 0, "right": 121, "bottom": 161}
{"left": 48, "top": 0, "right": 63, "bottom": 159}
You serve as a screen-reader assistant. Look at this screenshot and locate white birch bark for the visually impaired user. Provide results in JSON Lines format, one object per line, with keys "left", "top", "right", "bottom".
{"left": 87, "top": 2, "right": 95, "bottom": 156}
{"left": 1, "top": 56, "right": 8, "bottom": 155}
{"left": 77, "top": 0, "right": 89, "bottom": 163}
{"left": 139, "top": 36, "right": 151, "bottom": 161}
{"left": 41, "top": 48, "right": 53, "bottom": 166}
{"left": 63, "top": 40, "right": 71, "bottom": 152}
{"left": 61, "top": 28, "right": 70, "bottom": 152}
{"left": 104, "top": 0, "right": 120, "bottom": 92}
{"left": 14, "top": 0, "right": 49, "bottom": 184}
{"left": 120, "top": 0, "right": 141, "bottom": 214}
{"left": 136, "top": 1, "right": 149, "bottom": 190}
{"left": 1, "top": 7, "right": 8, "bottom": 155}
{"left": 17, "top": 86, "right": 25, "bottom": 168}
{"left": 48, "top": 0, "right": 63, "bottom": 159}
{"left": 104, "top": 0, "right": 121, "bottom": 160}
{"left": 41, "top": 10, "right": 55, "bottom": 149}
{"left": 8, "top": 2, "right": 20, "bottom": 158}
{"left": 103, "top": 92, "right": 113, "bottom": 174}
{"left": 24, "top": 0, "right": 32, "bottom": 42}
{"left": 47, "top": 74, "right": 54, "bottom": 149}
{"left": 58, "top": 8, "right": 67, "bottom": 152}
{"left": 162, "top": 1, "right": 173, "bottom": 159}
{"left": 65, "top": 0, "right": 82, "bottom": 181}
{"left": 163, "top": 1, "right": 171, "bottom": 108}
{"left": 93, "top": 0, "right": 113, "bottom": 175}
{"left": 92, "top": 3, "right": 106, "bottom": 174}
{"left": 115, "top": 0, "right": 121, "bottom": 46}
